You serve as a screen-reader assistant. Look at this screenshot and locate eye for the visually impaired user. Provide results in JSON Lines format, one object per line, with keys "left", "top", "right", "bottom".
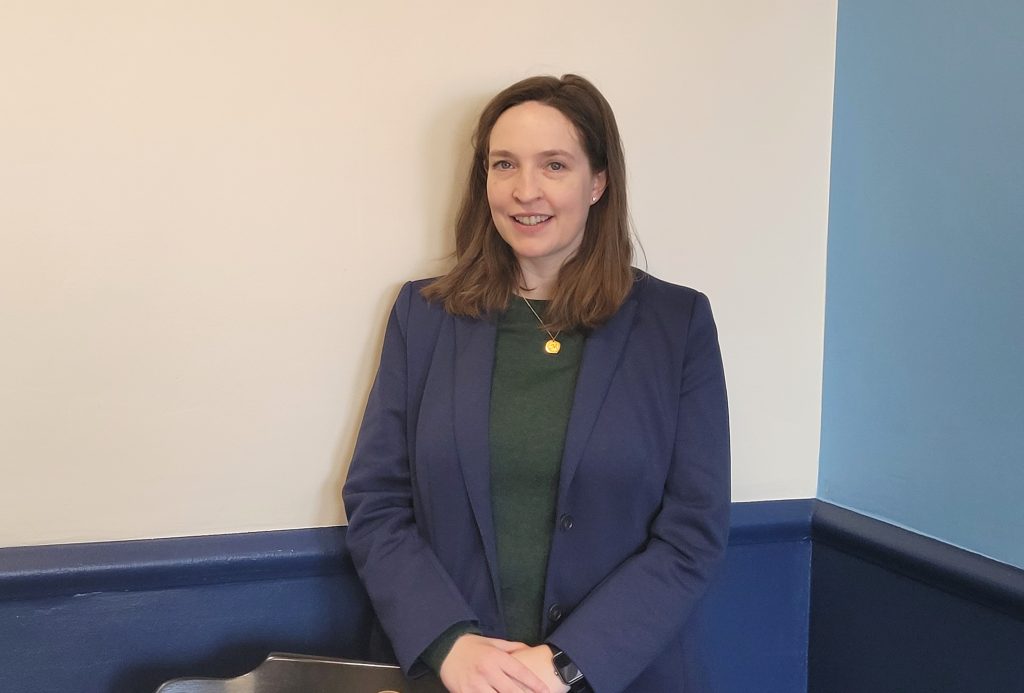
{"left": 548, "top": 161, "right": 566, "bottom": 171}
{"left": 491, "top": 160, "right": 514, "bottom": 170}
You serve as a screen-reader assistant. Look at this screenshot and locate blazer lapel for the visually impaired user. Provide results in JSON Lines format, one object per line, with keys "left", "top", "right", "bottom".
{"left": 558, "top": 290, "right": 639, "bottom": 503}
{"left": 451, "top": 314, "right": 503, "bottom": 611}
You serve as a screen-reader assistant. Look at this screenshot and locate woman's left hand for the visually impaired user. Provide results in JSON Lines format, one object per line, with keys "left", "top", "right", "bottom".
{"left": 510, "top": 645, "right": 571, "bottom": 693}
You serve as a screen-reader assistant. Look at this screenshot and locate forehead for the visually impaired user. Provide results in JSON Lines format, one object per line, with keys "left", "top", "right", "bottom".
{"left": 488, "top": 101, "right": 584, "bottom": 154}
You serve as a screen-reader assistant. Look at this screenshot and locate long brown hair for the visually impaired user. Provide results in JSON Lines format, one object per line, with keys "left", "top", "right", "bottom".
{"left": 422, "top": 74, "right": 633, "bottom": 331}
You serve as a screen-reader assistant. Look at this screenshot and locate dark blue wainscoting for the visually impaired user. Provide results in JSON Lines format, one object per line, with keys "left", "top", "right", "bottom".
{"left": 0, "top": 501, "right": 813, "bottom": 693}
{"left": 702, "top": 501, "right": 813, "bottom": 693}
{"left": 0, "top": 529, "right": 375, "bottom": 693}
{"left": 809, "top": 503, "right": 1024, "bottom": 693}
{"left": 5, "top": 502, "right": 1022, "bottom": 693}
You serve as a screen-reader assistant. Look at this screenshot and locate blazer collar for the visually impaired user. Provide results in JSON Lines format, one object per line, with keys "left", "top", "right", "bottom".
{"left": 452, "top": 313, "right": 502, "bottom": 614}
{"left": 558, "top": 285, "right": 640, "bottom": 504}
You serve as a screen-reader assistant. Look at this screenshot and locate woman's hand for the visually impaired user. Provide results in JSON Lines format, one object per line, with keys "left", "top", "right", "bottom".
{"left": 439, "top": 634, "right": 549, "bottom": 693}
{"left": 510, "top": 645, "right": 570, "bottom": 693}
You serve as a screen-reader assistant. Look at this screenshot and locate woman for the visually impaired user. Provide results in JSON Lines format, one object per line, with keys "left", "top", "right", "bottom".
{"left": 343, "top": 74, "right": 730, "bottom": 693}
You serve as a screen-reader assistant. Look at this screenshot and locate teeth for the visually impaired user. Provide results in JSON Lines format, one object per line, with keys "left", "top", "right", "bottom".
{"left": 514, "top": 215, "right": 551, "bottom": 226}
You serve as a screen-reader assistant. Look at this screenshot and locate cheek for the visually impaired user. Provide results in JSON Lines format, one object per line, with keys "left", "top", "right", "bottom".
{"left": 486, "top": 190, "right": 509, "bottom": 231}
{"left": 567, "top": 190, "right": 593, "bottom": 219}
{"left": 485, "top": 178, "right": 503, "bottom": 209}
{"left": 570, "top": 180, "right": 595, "bottom": 209}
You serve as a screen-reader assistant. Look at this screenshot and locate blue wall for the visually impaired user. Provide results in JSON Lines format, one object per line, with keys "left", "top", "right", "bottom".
{"left": 4, "top": 502, "right": 1019, "bottom": 692}
{"left": 819, "top": 0, "right": 1024, "bottom": 568}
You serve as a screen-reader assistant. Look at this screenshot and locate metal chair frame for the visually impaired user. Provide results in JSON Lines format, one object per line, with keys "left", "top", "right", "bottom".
{"left": 155, "top": 652, "right": 447, "bottom": 693}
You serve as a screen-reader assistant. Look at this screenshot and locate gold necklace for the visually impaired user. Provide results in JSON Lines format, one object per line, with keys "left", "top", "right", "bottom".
{"left": 521, "top": 297, "right": 561, "bottom": 354}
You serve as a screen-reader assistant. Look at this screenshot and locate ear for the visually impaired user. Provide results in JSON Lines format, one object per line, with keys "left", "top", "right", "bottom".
{"left": 590, "top": 170, "right": 608, "bottom": 204}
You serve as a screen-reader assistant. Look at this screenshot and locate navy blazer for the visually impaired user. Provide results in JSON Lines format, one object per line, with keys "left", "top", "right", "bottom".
{"left": 343, "top": 271, "right": 730, "bottom": 693}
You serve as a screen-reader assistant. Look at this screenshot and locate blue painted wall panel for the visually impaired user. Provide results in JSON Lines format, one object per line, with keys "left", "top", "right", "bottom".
{"left": 0, "top": 575, "right": 374, "bottom": 693}
{"left": 810, "top": 543, "right": 1024, "bottom": 692}
{"left": 809, "top": 501, "right": 1024, "bottom": 691}
{"left": 820, "top": 0, "right": 1024, "bottom": 567}
{"left": 0, "top": 503, "right": 812, "bottom": 693}
{"left": 701, "top": 541, "right": 811, "bottom": 693}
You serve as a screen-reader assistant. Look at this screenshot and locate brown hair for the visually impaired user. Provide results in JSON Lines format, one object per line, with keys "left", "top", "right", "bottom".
{"left": 421, "top": 74, "right": 633, "bottom": 331}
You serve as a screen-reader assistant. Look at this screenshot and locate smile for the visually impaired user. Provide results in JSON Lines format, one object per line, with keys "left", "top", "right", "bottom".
{"left": 512, "top": 215, "right": 552, "bottom": 226}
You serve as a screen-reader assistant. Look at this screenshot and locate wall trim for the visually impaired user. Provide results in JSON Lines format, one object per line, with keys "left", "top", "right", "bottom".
{"left": 1, "top": 500, "right": 813, "bottom": 602}
{"left": 812, "top": 500, "right": 1024, "bottom": 620}
{"left": 0, "top": 526, "right": 350, "bottom": 602}
{"left": 7, "top": 500, "right": 1017, "bottom": 621}
{"left": 729, "top": 499, "right": 814, "bottom": 545}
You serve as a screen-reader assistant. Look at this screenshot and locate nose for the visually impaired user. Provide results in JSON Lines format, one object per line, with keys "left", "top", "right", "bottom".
{"left": 512, "top": 167, "right": 541, "bottom": 203}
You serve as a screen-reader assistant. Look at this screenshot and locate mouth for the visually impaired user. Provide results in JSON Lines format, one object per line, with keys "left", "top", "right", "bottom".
{"left": 512, "top": 214, "right": 552, "bottom": 227}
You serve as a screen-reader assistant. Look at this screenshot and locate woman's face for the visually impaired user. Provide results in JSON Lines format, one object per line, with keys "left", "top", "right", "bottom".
{"left": 486, "top": 101, "right": 606, "bottom": 277}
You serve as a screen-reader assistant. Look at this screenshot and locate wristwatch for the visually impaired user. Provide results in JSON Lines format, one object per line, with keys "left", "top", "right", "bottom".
{"left": 550, "top": 646, "right": 588, "bottom": 692}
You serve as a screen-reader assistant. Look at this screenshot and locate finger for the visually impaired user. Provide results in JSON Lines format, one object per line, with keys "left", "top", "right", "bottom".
{"left": 492, "top": 670, "right": 536, "bottom": 693}
{"left": 485, "top": 638, "right": 530, "bottom": 652}
{"left": 492, "top": 678, "right": 525, "bottom": 693}
{"left": 503, "top": 657, "right": 549, "bottom": 693}
{"left": 477, "top": 654, "right": 545, "bottom": 693}
{"left": 476, "top": 660, "right": 522, "bottom": 693}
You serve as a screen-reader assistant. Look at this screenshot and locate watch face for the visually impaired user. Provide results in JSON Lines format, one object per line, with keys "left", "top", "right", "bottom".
{"left": 553, "top": 650, "right": 583, "bottom": 684}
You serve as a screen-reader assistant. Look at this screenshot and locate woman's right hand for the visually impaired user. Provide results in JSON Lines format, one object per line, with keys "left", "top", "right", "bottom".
{"left": 439, "top": 634, "right": 549, "bottom": 693}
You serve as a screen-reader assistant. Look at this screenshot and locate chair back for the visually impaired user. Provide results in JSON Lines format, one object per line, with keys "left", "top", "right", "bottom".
{"left": 155, "top": 652, "right": 446, "bottom": 693}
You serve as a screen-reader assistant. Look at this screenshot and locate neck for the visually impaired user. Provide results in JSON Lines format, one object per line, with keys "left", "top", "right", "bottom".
{"left": 515, "top": 259, "right": 559, "bottom": 299}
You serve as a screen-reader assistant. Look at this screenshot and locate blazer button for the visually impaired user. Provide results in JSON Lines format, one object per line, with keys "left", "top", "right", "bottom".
{"left": 548, "top": 603, "right": 563, "bottom": 622}
{"left": 559, "top": 514, "right": 574, "bottom": 531}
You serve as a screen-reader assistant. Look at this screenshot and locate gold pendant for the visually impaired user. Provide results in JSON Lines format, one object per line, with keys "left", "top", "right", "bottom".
{"left": 544, "top": 339, "right": 561, "bottom": 355}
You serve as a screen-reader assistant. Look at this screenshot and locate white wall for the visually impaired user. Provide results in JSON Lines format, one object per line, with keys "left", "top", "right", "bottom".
{"left": 0, "top": 1, "right": 836, "bottom": 547}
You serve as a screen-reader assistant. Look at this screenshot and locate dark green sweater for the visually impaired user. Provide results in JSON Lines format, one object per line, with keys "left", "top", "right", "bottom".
{"left": 420, "top": 299, "right": 583, "bottom": 671}
{"left": 491, "top": 298, "right": 583, "bottom": 643}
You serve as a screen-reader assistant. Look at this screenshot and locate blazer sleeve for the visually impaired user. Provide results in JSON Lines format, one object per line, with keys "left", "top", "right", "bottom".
{"left": 546, "top": 292, "right": 731, "bottom": 693}
{"left": 342, "top": 282, "right": 479, "bottom": 674}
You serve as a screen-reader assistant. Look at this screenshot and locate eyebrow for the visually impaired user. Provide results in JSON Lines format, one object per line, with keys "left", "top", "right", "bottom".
{"left": 488, "top": 149, "right": 578, "bottom": 160}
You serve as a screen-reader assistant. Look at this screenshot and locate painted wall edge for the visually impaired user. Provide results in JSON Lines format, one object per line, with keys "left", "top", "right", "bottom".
{"left": 0, "top": 500, "right": 814, "bottom": 601}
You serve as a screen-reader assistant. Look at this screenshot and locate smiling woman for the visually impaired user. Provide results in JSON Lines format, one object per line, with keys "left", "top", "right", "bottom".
{"left": 343, "top": 74, "right": 731, "bottom": 693}
{"left": 485, "top": 102, "right": 607, "bottom": 298}
{"left": 422, "top": 75, "right": 633, "bottom": 333}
